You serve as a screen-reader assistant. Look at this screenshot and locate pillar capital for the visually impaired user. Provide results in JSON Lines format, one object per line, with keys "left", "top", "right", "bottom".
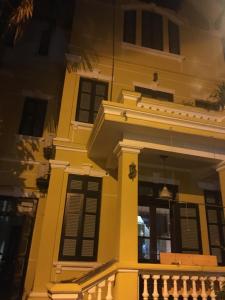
{"left": 113, "top": 142, "right": 142, "bottom": 158}
{"left": 49, "top": 159, "right": 70, "bottom": 169}
{"left": 216, "top": 161, "right": 225, "bottom": 172}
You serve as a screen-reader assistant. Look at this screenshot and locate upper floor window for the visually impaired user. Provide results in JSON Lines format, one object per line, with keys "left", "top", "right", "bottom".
{"left": 59, "top": 175, "right": 102, "bottom": 261}
{"left": 19, "top": 97, "right": 47, "bottom": 137}
{"left": 123, "top": 10, "right": 180, "bottom": 55}
{"left": 135, "top": 86, "right": 174, "bottom": 102}
{"left": 76, "top": 78, "right": 108, "bottom": 124}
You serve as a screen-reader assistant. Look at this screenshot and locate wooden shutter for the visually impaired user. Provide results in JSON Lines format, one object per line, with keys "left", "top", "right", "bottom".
{"left": 123, "top": 10, "right": 136, "bottom": 44}
{"left": 59, "top": 175, "right": 102, "bottom": 261}
{"left": 168, "top": 20, "right": 180, "bottom": 54}
{"left": 142, "top": 11, "right": 163, "bottom": 51}
{"left": 177, "top": 204, "right": 202, "bottom": 254}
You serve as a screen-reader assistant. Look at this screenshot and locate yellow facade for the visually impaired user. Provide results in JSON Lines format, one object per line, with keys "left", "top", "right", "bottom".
{"left": 5, "top": 0, "right": 225, "bottom": 299}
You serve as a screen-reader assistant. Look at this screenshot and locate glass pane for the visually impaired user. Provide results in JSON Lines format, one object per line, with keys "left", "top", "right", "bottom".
{"left": 94, "top": 95, "right": 103, "bottom": 111}
{"left": 87, "top": 181, "right": 99, "bottom": 191}
{"left": 139, "top": 238, "right": 150, "bottom": 260}
{"left": 80, "top": 93, "right": 91, "bottom": 109}
{"left": 63, "top": 239, "right": 76, "bottom": 256}
{"left": 209, "top": 225, "right": 221, "bottom": 246}
{"left": 157, "top": 239, "right": 171, "bottom": 259}
{"left": 180, "top": 219, "right": 199, "bottom": 249}
{"left": 96, "top": 84, "right": 106, "bottom": 96}
{"left": 78, "top": 110, "right": 89, "bottom": 122}
{"left": 65, "top": 213, "right": 79, "bottom": 237}
{"left": 139, "top": 185, "right": 153, "bottom": 196}
{"left": 86, "top": 198, "right": 97, "bottom": 213}
{"left": 81, "top": 81, "right": 92, "bottom": 93}
{"left": 180, "top": 207, "right": 196, "bottom": 218}
{"left": 83, "top": 214, "right": 96, "bottom": 238}
{"left": 156, "top": 208, "right": 170, "bottom": 238}
{"left": 81, "top": 240, "right": 94, "bottom": 257}
{"left": 207, "top": 209, "right": 218, "bottom": 223}
{"left": 211, "top": 247, "right": 222, "bottom": 264}
{"left": 138, "top": 206, "right": 150, "bottom": 237}
{"left": 205, "top": 194, "right": 216, "bottom": 204}
{"left": 70, "top": 179, "right": 82, "bottom": 190}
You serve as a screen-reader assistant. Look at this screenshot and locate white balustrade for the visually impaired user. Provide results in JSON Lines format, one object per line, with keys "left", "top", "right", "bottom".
{"left": 140, "top": 273, "right": 225, "bottom": 300}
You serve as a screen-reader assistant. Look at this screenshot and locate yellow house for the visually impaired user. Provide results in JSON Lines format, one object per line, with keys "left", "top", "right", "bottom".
{"left": 21, "top": 0, "right": 225, "bottom": 299}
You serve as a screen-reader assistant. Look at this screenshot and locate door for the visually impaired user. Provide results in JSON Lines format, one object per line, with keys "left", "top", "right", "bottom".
{"left": 0, "top": 196, "right": 37, "bottom": 300}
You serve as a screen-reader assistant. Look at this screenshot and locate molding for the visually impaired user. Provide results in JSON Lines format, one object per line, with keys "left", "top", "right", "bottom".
{"left": 122, "top": 90, "right": 141, "bottom": 104}
{"left": 65, "top": 165, "right": 108, "bottom": 177}
{"left": 122, "top": 42, "right": 185, "bottom": 62}
{"left": 216, "top": 161, "right": 225, "bottom": 172}
{"left": 113, "top": 142, "right": 142, "bottom": 157}
{"left": 103, "top": 103, "right": 225, "bottom": 134}
{"left": 28, "top": 292, "right": 48, "bottom": 298}
{"left": 54, "top": 137, "right": 71, "bottom": 142}
{"left": 133, "top": 81, "right": 175, "bottom": 95}
{"left": 50, "top": 160, "right": 70, "bottom": 169}
{"left": 22, "top": 89, "right": 53, "bottom": 101}
{"left": 117, "top": 268, "right": 139, "bottom": 273}
{"left": 48, "top": 293, "right": 78, "bottom": 300}
{"left": 76, "top": 70, "right": 111, "bottom": 82}
{"left": 55, "top": 145, "right": 87, "bottom": 153}
{"left": 71, "top": 121, "right": 93, "bottom": 130}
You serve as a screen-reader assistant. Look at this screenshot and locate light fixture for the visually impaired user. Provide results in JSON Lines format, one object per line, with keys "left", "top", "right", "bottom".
{"left": 159, "top": 155, "right": 172, "bottom": 200}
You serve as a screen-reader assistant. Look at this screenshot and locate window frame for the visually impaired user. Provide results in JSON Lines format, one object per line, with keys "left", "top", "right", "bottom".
{"left": 75, "top": 77, "right": 108, "bottom": 124}
{"left": 59, "top": 175, "right": 102, "bottom": 262}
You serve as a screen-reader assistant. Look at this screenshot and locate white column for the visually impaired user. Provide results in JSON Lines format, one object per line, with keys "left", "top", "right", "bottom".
{"left": 87, "top": 287, "right": 96, "bottom": 300}
{"left": 162, "top": 275, "right": 170, "bottom": 300}
{"left": 199, "top": 277, "right": 207, "bottom": 300}
{"left": 209, "top": 276, "right": 216, "bottom": 300}
{"left": 106, "top": 275, "right": 115, "bottom": 300}
{"left": 172, "top": 276, "right": 180, "bottom": 300}
{"left": 152, "top": 275, "right": 160, "bottom": 300}
{"left": 97, "top": 281, "right": 106, "bottom": 300}
{"left": 190, "top": 276, "right": 198, "bottom": 300}
{"left": 181, "top": 276, "right": 189, "bottom": 300}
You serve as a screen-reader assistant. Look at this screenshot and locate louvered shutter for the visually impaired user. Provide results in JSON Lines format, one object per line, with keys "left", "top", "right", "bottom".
{"left": 59, "top": 175, "right": 102, "bottom": 261}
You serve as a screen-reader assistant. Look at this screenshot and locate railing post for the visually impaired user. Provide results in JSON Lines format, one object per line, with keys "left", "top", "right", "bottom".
{"left": 87, "top": 286, "right": 96, "bottom": 300}
{"left": 190, "top": 276, "right": 198, "bottom": 300}
{"left": 218, "top": 276, "right": 225, "bottom": 290}
{"left": 181, "top": 276, "right": 189, "bottom": 300}
{"left": 142, "top": 275, "right": 150, "bottom": 300}
{"left": 209, "top": 276, "right": 216, "bottom": 300}
{"left": 162, "top": 275, "right": 170, "bottom": 300}
{"left": 106, "top": 275, "right": 115, "bottom": 300}
{"left": 172, "top": 275, "right": 180, "bottom": 300}
{"left": 97, "top": 280, "right": 106, "bottom": 300}
{"left": 152, "top": 275, "right": 160, "bottom": 300}
{"left": 199, "top": 276, "right": 207, "bottom": 300}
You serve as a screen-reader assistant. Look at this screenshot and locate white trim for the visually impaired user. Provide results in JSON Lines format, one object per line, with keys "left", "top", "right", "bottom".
{"left": 65, "top": 166, "right": 107, "bottom": 177}
{"left": 50, "top": 160, "right": 70, "bottom": 169}
{"left": 54, "top": 137, "right": 71, "bottom": 142}
{"left": 122, "top": 42, "right": 185, "bottom": 62}
{"left": 120, "top": 139, "right": 225, "bottom": 161}
{"left": 55, "top": 145, "right": 87, "bottom": 153}
{"left": 216, "top": 161, "right": 225, "bottom": 172}
{"left": 76, "top": 70, "right": 111, "bottom": 82}
{"left": 113, "top": 142, "right": 142, "bottom": 157}
{"left": 29, "top": 291, "right": 48, "bottom": 298}
{"left": 48, "top": 293, "right": 78, "bottom": 300}
{"left": 71, "top": 121, "right": 93, "bottom": 130}
{"left": 117, "top": 269, "right": 139, "bottom": 273}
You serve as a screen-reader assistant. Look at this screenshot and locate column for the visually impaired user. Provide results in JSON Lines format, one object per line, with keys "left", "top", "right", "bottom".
{"left": 115, "top": 143, "right": 140, "bottom": 263}
{"left": 29, "top": 160, "right": 69, "bottom": 299}
{"left": 216, "top": 161, "right": 225, "bottom": 216}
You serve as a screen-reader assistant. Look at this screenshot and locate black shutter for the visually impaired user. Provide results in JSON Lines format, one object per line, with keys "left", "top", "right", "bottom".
{"left": 168, "top": 20, "right": 180, "bottom": 54}
{"left": 123, "top": 10, "right": 136, "bottom": 44}
{"left": 176, "top": 204, "right": 202, "bottom": 254}
{"left": 142, "top": 11, "right": 163, "bottom": 51}
{"left": 59, "top": 175, "right": 102, "bottom": 261}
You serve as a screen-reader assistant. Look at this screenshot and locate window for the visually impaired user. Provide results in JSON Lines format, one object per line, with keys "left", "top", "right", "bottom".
{"left": 142, "top": 11, "right": 163, "bottom": 51}
{"left": 19, "top": 97, "right": 47, "bottom": 137}
{"left": 123, "top": 10, "right": 180, "bottom": 55}
{"left": 59, "top": 175, "right": 102, "bottom": 261}
{"left": 205, "top": 190, "right": 225, "bottom": 265}
{"left": 135, "top": 86, "right": 174, "bottom": 102}
{"left": 123, "top": 10, "right": 136, "bottom": 44}
{"left": 76, "top": 78, "right": 108, "bottom": 124}
{"left": 138, "top": 182, "right": 202, "bottom": 263}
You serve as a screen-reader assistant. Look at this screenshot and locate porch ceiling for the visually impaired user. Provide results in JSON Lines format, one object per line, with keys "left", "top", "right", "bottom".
{"left": 87, "top": 101, "right": 225, "bottom": 171}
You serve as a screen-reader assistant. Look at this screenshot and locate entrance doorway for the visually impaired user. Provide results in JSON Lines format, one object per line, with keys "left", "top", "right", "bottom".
{"left": 0, "top": 196, "right": 37, "bottom": 300}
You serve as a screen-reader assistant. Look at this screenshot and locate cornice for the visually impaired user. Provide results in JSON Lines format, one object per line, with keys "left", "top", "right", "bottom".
{"left": 113, "top": 142, "right": 142, "bottom": 158}
{"left": 49, "top": 160, "right": 70, "bottom": 169}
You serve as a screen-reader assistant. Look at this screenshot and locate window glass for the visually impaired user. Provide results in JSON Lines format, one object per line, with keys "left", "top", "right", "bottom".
{"left": 168, "top": 20, "right": 180, "bottom": 54}
{"left": 123, "top": 10, "right": 136, "bottom": 44}
{"left": 142, "top": 11, "right": 163, "bottom": 50}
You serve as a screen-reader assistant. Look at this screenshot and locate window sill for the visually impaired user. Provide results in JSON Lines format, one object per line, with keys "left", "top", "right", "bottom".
{"left": 71, "top": 121, "right": 94, "bottom": 130}
{"left": 122, "top": 42, "right": 185, "bottom": 62}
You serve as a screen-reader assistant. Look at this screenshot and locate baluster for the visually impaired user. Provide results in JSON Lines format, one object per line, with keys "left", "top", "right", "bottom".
{"left": 162, "top": 275, "right": 170, "bottom": 300}
{"left": 172, "top": 275, "right": 180, "bottom": 300}
{"left": 152, "top": 275, "right": 160, "bottom": 300}
{"left": 87, "top": 287, "right": 96, "bottom": 300}
{"left": 209, "top": 276, "right": 216, "bottom": 300}
{"left": 142, "top": 274, "right": 150, "bottom": 300}
{"left": 190, "top": 276, "right": 198, "bottom": 300}
{"left": 97, "top": 281, "right": 106, "bottom": 300}
{"left": 218, "top": 276, "right": 225, "bottom": 291}
{"left": 199, "top": 276, "right": 207, "bottom": 300}
{"left": 106, "top": 275, "right": 115, "bottom": 300}
{"left": 181, "top": 276, "right": 189, "bottom": 300}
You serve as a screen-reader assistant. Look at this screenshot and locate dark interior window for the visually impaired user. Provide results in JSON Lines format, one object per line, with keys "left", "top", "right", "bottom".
{"left": 19, "top": 97, "right": 47, "bottom": 137}
{"left": 76, "top": 78, "right": 108, "bottom": 124}
{"left": 168, "top": 20, "right": 180, "bottom": 54}
{"left": 123, "top": 10, "right": 136, "bottom": 44}
{"left": 135, "top": 86, "right": 174, "bottom": 102}
{"left": 142, "top": 11, "right": 163, "bottom": 51}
